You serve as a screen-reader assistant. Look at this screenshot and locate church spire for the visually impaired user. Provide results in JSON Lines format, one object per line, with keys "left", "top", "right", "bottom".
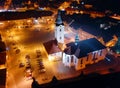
{"left": 55, "top": 10, "right": 64, "bottom": 44}
{"left": 75, "top": 34, "right": 80, "bottom": 45}
{"left": 55, "top": 10, "right": 63, "bottom": 26}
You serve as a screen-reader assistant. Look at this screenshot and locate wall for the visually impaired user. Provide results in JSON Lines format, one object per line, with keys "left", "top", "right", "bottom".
{"left": 63, "top": 48, "right": 107, "bottom": 71}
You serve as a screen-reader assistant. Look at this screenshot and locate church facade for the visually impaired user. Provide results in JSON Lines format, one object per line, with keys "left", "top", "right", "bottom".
{"left": 62, "top": 38, "right": 107, "bottom": 70}
{"left": 55, "top": 10, "right": 64, "bottom": 44}
{"left": 43, "top": 10, "right": 107, "bottom": 70}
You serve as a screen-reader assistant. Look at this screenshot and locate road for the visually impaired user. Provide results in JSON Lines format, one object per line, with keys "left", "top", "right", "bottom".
{"left": 0, "top": 18, "right": 55, "bottom": 88}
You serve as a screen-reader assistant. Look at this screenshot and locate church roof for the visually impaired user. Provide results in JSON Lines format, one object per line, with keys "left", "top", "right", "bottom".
{"left": 55, "top": 10, "right": 63, "bottom": 26}
{"left": 43, "top": 39, "right": 61, "bottom": 54}
{"left": 64, "top": 38, "right": 106, "bottom": 58}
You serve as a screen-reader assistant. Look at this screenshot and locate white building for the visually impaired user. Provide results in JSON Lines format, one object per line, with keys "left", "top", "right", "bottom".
{"left": 43, "top": 11, "right": 107, "bottom": 70}
{"left": 62, "top": 38, "right": 107, "bottom": 70}
{"left": 55, "top": 10, "right": 64, "bottom": 44}
{"left": 43, "top": 39, "right": 62, "bottom": 61}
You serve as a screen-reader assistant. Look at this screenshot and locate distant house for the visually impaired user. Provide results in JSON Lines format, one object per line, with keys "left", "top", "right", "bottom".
{"left": 62, "top": 38, "right": 107, "bottom": 70}
{"left": 63, "top": 14, "right": 119, "bottom": 45}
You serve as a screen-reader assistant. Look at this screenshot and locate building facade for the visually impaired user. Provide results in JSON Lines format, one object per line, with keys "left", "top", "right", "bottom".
{"left": 43, "top": 11, "right": 107, "bottom": 70}
{"left": 55, "top": 10, "right": 64, "bottom": 44}
{"left": 43, "top": 39, "right": 62, "bottom": 61}
{"left": 62, "top": 38, "right": 107, "bottom": 70}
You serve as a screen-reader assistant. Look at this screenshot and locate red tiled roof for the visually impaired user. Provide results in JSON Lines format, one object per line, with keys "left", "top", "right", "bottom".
{"left": 43, "top": 39, "right": 61, "bottom": 54}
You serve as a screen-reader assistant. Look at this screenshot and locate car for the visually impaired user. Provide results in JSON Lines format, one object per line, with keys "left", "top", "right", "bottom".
{"left": 12, "top": 43, "right": 16, "bottom": 45}
{"left": 25, "top": 67, "right": 32, "bottom": 80}
{"left": 39, "top": 68, "right": 46, "bottom": 73}
{"left": 13, "top": 47, "right": 17, "bottom": 49}
{"left": 39, "top": 61, "right": 44, "bottom": 65}
{"left": 26, "top": 63, "right": 31, "bottom": 67}
{"left": 19, "top": 63, "right": 25, "bottom": 68}
{"left": 15, "top": 49, "right": 20, "bottom": 54}
{"left": 25, "top": 55, "right": 30, "bottom": 59}
{"left": 36, "top": 50, "right": 41, "bottom": 58}
{"left": 39, "top": 65, "right": 45, "bottom": 69}
{"left": 37, "top": 59, "right": 42, "bottom": 61}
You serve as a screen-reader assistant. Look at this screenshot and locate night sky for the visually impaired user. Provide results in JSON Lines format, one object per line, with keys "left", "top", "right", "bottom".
{"left": 87, "top": 0, "right": 120, "bottom": 13}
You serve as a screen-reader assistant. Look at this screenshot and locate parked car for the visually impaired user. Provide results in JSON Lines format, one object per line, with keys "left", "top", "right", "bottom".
{"left": 25, "top": 67, "right": 32, "bottom": 80}
{"left": 25, "top": 54, "right": 30, "bottom": 59}
{"left": 39, "top": 68, "right": 46, "bottom": 73}
{"left": 36, "top": 50, "right": 41, "bottom": 58}
{"left": 19, "top": 63, "right": 25, "bottom": 68}
{"left": 15, "top": 49, "right": 20, "bottom": 54}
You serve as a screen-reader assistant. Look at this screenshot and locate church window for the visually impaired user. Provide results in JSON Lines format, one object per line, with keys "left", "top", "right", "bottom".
{"left": 60, "top": 37, "right": 61, "bottom": 39}
{"left": 75, "top": 59, "right": 76, "bottom": 63}
{"left": 86, "top": 56, "right": 89, "bottom": 61}
{"left": 71, "top": 56, "right": 74, "bottom": 63}
{"left": 67, "top": 56, "right": 69, "bottom": 62}
{"left": 100, "top": 50, "right": 102, "bottom": 56}
{"left": 60, "top": 29, "right": 61, "bottom": 32}
{"left": 93, "top": 52, "right": 96, "bottom": 59}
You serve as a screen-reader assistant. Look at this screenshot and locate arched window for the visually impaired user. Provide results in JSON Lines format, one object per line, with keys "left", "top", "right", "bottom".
{"left": 60, "top": 29, "right": 61, "bottom": 32}
{"left": 100, "top": 50, "right": 102, "bottom": 56}
{"left": 67, "top": 56, "right": 69, "bottom": 62}
{"left": 86, "top": 56, "right": 89, "bottom": 61}
{"left": 71, "top": 56, "right": 74, "bottom": 63}
{"left": 75, "top": 59, "right": 76, "bottom": 63}
{"left": 93, "top": 52, "right": 96, "bottom": 59}
{"left": 60, "top": 37, "right": 61, "bottom": 39}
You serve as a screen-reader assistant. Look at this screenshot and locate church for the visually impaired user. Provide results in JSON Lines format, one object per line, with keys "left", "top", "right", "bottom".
{"left": 43, "top": 10, "right": 107, "bottom": 70}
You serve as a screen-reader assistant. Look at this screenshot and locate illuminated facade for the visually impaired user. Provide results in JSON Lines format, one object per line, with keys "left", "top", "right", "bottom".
{"left": 55, "top": 10, "right": 64, "bottom": 44}
{"left": 43, "top": 11, "right": 107, "bottom": 70}
{"left": 43, "top": 39, "right": 62, "bottom": 61}
{"left": 62, "top": 38, "right": 107, "bottom": 70}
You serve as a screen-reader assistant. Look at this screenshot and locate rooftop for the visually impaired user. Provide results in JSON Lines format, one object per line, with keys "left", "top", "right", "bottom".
{"left": 63, "top": 14, "right": 120, "bottom": 42}
{"left": 64, "top": 38, "right": 106, "bottom": 58}
{"left": 43, "top": 39, "right": 61, "bottom": 54}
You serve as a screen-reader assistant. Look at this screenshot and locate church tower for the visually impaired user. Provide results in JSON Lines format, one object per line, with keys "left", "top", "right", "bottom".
{"left": 55, "top": 10, "right": 64, "bottom": 44}
{"left": 75, "top": 34, "right": 80, "bottom": 45}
